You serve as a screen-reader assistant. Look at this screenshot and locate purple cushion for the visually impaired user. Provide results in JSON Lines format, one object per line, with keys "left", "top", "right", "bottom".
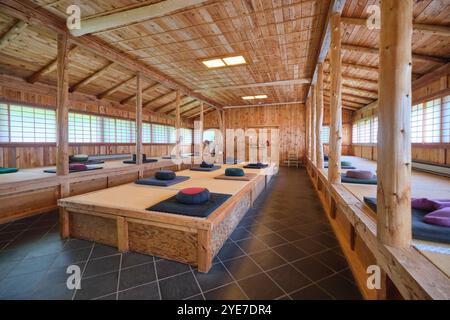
{"left": 346, "top": 170, "right": 373, "bottom": 180}
{"left": 411, "top": 198, "right": 450, "bottom": 211}
{"left": 423, "top": 207, "right": 450, "bottom": 227}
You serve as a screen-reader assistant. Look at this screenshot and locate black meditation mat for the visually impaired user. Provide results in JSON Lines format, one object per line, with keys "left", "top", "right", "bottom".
{"left": 43, "top": 167, "right": 103, "bottom": 174}
{"left": 135, "top": 176, "right": 190, "bottom": 187}
{"left": 190, "top": 165, "right": 222, "bottom": 172}
{"left": 147, "top": 192, "right": 232, "bottom": 218}
{"left": 123, "top": 159, "right": 158, "bottom": 164}
{"left": 244, "top": 164, "right": 269, "bottom": 169}
{"left": 363, "top": 197, "right": 450, "bottom": 244}
{"left": 324, "top": 164, "right": 357, "bottom": 170}
{"left": 341, "top": 173, "right": 377, "bottom": 185}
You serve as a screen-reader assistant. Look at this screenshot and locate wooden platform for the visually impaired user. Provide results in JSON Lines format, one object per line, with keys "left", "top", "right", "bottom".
{"left": 308, "top": 156, "right": 450, "bottom": 300}
{"left": 58, "top": 163, "right": 276, "bottom": 272}
{"left": 0, "top": 158, "right": 185, "bottom": 224}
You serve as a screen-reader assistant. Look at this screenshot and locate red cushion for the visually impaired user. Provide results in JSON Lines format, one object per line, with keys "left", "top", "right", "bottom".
{"left": 180, "top": 187, "right": 206, "bottom": 195}
{"left": 346, "top": 170, "right": 373, "bottom": 179}
{"left": 69, "top": 163, "right": 87, "bottom": 171}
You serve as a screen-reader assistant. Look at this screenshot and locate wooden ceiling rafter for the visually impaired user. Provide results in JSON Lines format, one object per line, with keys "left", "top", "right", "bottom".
{"left": 0, "top": 19, "right": 28, "bottom": 50}
{"left": 143, "top": 90, "right": 176, "bottom": 110}
{"left": 159, "top": 97, "right": 195, "bottom": 114}
{"left": 341, "top": 16, "right": 450, "bottom": 37}
{"left": 96, "top": 75, "right": 136, "bottom": 100}
{"left": 120, "top": 82, "right": 162, "bottom": 105}
{"left": 0, "top": 0, "right": 222, "bottom": 110}
{"left": 69, "top": 61, "right": 117, "bottom": 93}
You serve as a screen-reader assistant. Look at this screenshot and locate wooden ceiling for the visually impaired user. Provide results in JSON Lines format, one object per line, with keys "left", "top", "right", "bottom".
{"left": 0, "top": 0, "right": 448, "bottom": 117}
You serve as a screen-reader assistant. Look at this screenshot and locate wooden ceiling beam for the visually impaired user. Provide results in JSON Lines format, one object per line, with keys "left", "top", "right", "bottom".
{"left": 0, "top": 20, "right": 28, "bottom": 50}
{"left": 306, "top": 0, "right": 347, "bottom": 99}
{"left": 0, "top": 0, "right": 221, "bottom": 110}
{"left": 154, "top": 96, "right": 191, "bottom": 113}
{"left": 120, "top": 82, "right": 161, "bottom": 105}
{"left": 26, "top": 45, "right": 77, "bottom": 84}
{"left": 342, "top": 43, "right": 448, "bottom": 64}
{"left": 186, "top": 105, "right": 213, "bottom": 119}
{"left": 70, "top": 0, "right": 207, "bottom": 37}
{"left": 180, "top": 101, "right": 202, "bottom": 116}
{"left": 69, "top": 62, "right": 116, "bottom": 93}
{"left": 143, "top": 91, "right": 176, "bottom": 109}
{"left": 97, "top": 75, "right": 135, "bottom": 99}
{"left": 341, "top": 16, "right": 450, "bottom": 37}
{"left": 194, "top": 78, "right": 312, "bottom": 92}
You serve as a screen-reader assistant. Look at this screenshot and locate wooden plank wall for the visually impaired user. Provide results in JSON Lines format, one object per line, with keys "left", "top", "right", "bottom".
{"left": 352, "top": 70, "right": 450, "bottom": 166}
{"left": 204, "top": 104, "right": 306, "bottom": 165}
{"left": 0, "top": 84, "right": 193, "bottom": 168}
{"left": 323, "top": 107, "right": 353, "bottom": 156}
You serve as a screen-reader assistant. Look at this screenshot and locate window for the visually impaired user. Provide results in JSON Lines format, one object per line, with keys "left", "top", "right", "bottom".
{"left": 2, "top": 104, "right": 57, "bottom": 143}
{"left": 142, "top": 123, "right": 151, "bottom": 144}
{"left": 411, "top": 97, "right": 449, "bottom": 144}
{"left": 321, "top": 126, "right": 330, "bottom": 144}
{"left": 180, "top": 128, "right": 193, "bottom": 145}
{"left": 203, "top": 129, "right": 216, "bottom": 143}
{"left": 0, "top": 102, "right": 182, "bottom": 145}
{"left": 352, "top": 116, "right": 377, "bottom": 144}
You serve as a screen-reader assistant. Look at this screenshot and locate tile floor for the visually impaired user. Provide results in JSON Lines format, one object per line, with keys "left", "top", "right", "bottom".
{"left": 0, "top": 167, "right": 362, "bottom": 300}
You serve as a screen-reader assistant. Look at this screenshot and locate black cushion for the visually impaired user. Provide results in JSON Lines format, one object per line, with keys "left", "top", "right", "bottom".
{"left": 147, "top": 192, "right": 232, "bottom": 218}
{"left": 69, "top": 154, "right": 89, "bottom": 163}
{"left": 155, "top": 170, "right": 176, "bottom": 181}
{"left": 225, "top": 168, "right": 245, "bottom": 177}
{"left": 200, "top": 161, "right": 214, "bottom": 168}
{"left": 363, "top": 197, "right": 450, "bottom": 244}
{"left": 244, "top": 163, "right": 268, "bottom": 169}
{"left": 190, "top": 166, "right": 222, "bottom": 172}
{"left": 135, "top": 176, "right": 189, "bottom": 187}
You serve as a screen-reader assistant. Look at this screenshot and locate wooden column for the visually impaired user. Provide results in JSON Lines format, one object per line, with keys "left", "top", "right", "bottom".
{"left": 306, "top": 100, "right": 311, "bottom": 160}
{"left": 199, "top": 102, "right": 204, "bottom": 148}
{"left": 217, "top": 109, "right": 225, "bottom": 163}
{"left": 135, "top": 72, "right": 143, "bottom": 173}
{"left": 56, "top": 34, "right": 69, "bottom": 178}
{"left": 377, "top": 0, "right": 413, "bottom": 248}
{"left": 316, "top": 62, "right": 324, "bottom": 169}
{"left": 310, "top": 86, "right": 316, "bottom": 166}
{"left": 328, "top": 13, "right": 343, "bottom": 184}
{"left": 175, "top": 90, "right": 181, "bottom": 164}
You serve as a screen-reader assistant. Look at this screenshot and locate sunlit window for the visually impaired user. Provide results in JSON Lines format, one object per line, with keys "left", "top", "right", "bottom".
{"left": 321, "top": 126, "right": 330, "bottom": 144}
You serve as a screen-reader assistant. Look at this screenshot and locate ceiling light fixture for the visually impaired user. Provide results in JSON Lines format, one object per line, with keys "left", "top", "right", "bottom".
{"left": 242, "top": 95, "right": 268, "bottom": 100}
{"left": 202, "top": 55, "right": 247, "bottom": 69}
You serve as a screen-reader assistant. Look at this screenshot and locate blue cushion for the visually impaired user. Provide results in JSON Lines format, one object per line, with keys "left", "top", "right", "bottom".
{"left": 155, "top": 170, "right": 176, "bottom": 180}
{"left": 147, "top": 193, "right": 232, "bottom": 218}
{"left": 176, "top": 187, "right": 210, "bottom": 204}
{"left": 364, "top": 197, "right": 450, "bottom": 244}
{"left": 244, "top": 163, "right": 268, "bottom": 169}
{"left": 135, "top": 176, "right": 189, "bottom": 187}
{"left": 341, "top": 173, "right": 377, "bottom": 185}
{"left": 225, "top": 168, "right": 245, "bottom": 177}
{"left": 43, "top": 166, "right": 103, "bottom": 174}
{"left": 0, "top": 168, "right": 19, "bottom": 174}
{"left": 190, "top": 165, "right": 221, "bottom": 172}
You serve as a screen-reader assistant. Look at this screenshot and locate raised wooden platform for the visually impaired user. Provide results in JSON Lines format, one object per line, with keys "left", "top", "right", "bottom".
{"left": 58, "top": 163, "right": 277, "bottom": 272}
{"left": 0, "top": 158, "right": 187, "bottom": 224}
{"left": 307, "top": 156, "right": 450, "bottom": 300}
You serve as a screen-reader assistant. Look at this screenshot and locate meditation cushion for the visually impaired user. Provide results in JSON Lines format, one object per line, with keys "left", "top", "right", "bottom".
{"left": 433, "top": 201, "right": 450, "bottom": 209}
{"left": 200, "top": 161, "right": 214, "bottom": 168}
{"left": 225, "top": 168, "right": 245, "bottom": 177}
{"left": 0, "top": 167, "right": 19, "bottom": 174}
{"left": 424, "top": 207, "right": 450, "bottom": 228}
{"left": 176, "top": 187, "right": 210, "bottom": 205}
{"left": 411, "top": 198, "right": 437, "bottom": 211}
{"left": 155, "top": 170, "right": 176, "bottom": 181}
{"left": 324, "top": 155, "right": 329, "bottom": 161}
{"left": 70, "top": 154, "right": 89, "bottom": 163}
{"left": 341, "top": 161, "right": 352, "bottom": 167}
{"left": 69, "top": 163, "right": 87, "bottom": 171}
{"left": 346, "top": 170, "right": 373, "bottom": 180}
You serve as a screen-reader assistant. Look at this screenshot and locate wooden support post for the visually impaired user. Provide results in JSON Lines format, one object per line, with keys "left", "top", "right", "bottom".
{"left": 377, "top": 0, "right": 412, "bottom": 248}
{"left": 197, "top": 229, "right": 212, "bottom": 273}
{"left": 306, "top": 100, "right": 311, "bottom": 161}
{"left": 199, "top": 102, "right": 204, "bottom": 162}
{"left": 328, "top": 13, "right": 343, "bottom": 184}
{"left": 175, "top": 90, "right": 181, "bottom": 168}
{"left": 310, "top": 86, "right": 316, "bottom": 166}
{"left": 316, "top": 63, "right": 325, "bottom": 169}
{"left": 117, "top": 216, "right": 129, "bottom": 252}
{"left": 218, "top": 109, "right": 226, "bottom": 163}
{"left": 56, "top": 33, "right": 69, "bottom": 178}
{"left": 60, "top": 207, "right": 69, "bottom": 239}
{"left": 135, "top": 72, "right": 143, "bottom": 177}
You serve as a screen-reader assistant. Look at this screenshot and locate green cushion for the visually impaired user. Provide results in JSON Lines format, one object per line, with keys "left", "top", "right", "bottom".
{"left": 225, "top": 168, "right": 245, "bottom": 177}
{"left": 0, "top": 168, "right": 19, "bottom": 174}
{"left": 341, "top": 161, "right": 352, "bottom": 167}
